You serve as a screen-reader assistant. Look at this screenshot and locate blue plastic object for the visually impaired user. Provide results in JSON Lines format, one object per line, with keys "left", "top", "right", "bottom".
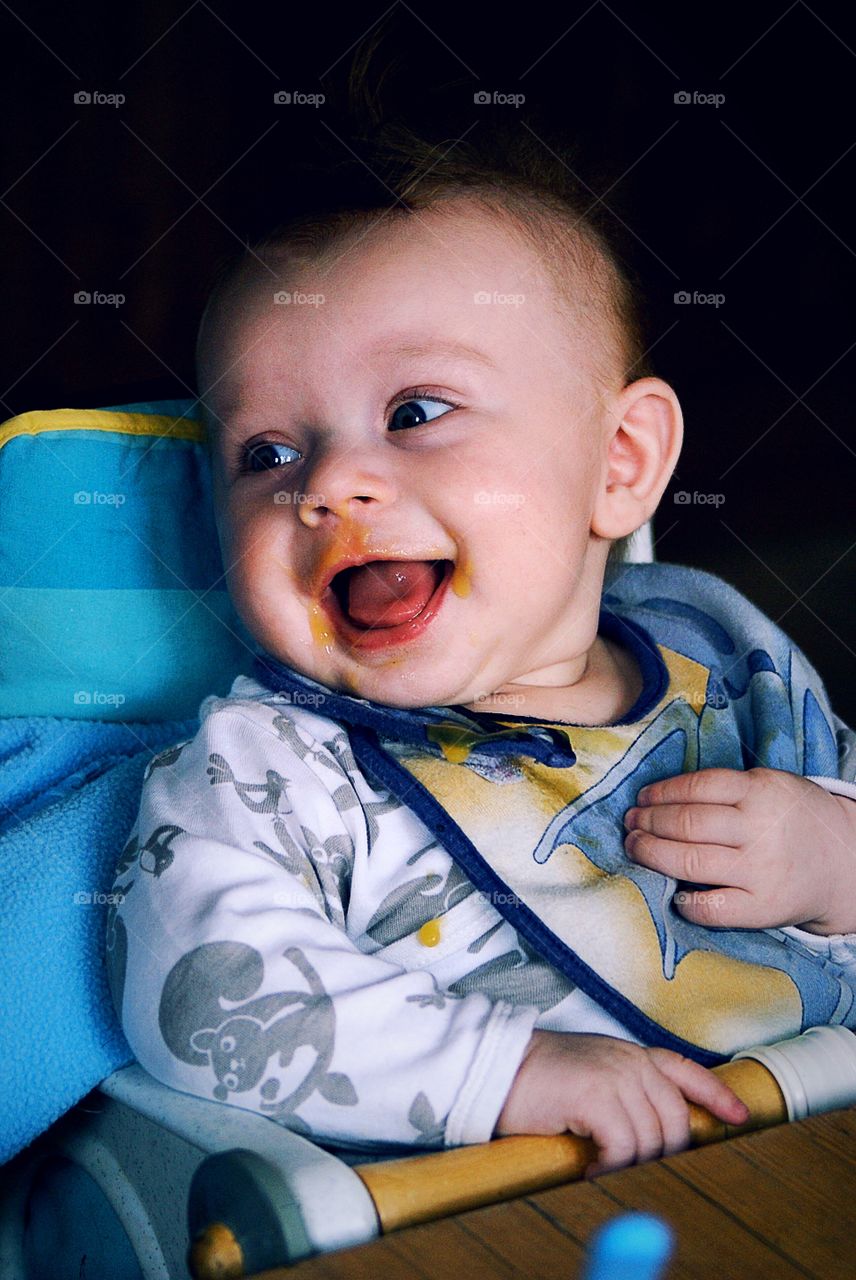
{"left": 581, "top": 1212, "right": 674, "bottom": 1280}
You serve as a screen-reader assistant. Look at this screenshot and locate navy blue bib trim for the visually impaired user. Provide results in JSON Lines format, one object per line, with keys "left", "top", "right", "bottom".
{"left": 251, "top": 649, "right": 573, "bottom": 767}
{"left": 250, "top": 604, "right": 670, "bottom": 749}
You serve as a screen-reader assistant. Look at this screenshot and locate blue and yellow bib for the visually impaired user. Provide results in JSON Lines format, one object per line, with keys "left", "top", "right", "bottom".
{"left": 252, "top": 562, "right": 855, "bottom": 1067}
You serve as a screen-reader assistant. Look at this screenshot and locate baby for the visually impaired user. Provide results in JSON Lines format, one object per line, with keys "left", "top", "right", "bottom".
{"left": 106, "top": 121, "right": 856, "bottom": 1178}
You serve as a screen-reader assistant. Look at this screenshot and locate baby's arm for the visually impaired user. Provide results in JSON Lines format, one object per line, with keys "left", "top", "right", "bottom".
{"left": 493, "top": 1030, "right": 748, "bottom": 1177}
{"left": 107, "top": 703, "right": 542, "bottom": 1151}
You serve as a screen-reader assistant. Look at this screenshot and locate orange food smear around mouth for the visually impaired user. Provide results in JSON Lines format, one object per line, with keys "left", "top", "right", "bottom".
{"left": 316, "top": 524, "right": 374, "bottom": 594}
{"left": 308, "top": 601, "right": 336, "bottom": 651}
{"left": 306, "top": 522, "right": 470, "bottom": 663}
{"left": 450, "top": 556, "right": 471, "bottom": 598}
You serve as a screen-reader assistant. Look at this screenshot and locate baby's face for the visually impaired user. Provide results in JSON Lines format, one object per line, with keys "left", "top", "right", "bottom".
{"left": 202, "top": 202, "right": 621, "bottom": 709}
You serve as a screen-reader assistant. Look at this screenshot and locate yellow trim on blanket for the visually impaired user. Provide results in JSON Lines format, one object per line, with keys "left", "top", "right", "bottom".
{"left": 0, "top": 408, "right": 205, "bottom": 451}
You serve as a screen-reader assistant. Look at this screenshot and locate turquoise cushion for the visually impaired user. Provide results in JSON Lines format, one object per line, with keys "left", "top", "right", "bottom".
{"left": 0, "top": 399, "right": 254, "bottom": 720}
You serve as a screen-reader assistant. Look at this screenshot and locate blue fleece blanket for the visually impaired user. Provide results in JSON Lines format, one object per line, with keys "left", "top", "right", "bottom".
{"left": 0, "top": 714, "right": 197, "bottom": 1164}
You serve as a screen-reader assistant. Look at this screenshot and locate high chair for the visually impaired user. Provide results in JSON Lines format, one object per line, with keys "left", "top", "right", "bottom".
{"left": 3, "top": 401, "right": 855, "bottom": 1280}
{"left": 6, "top": 1010, "right": 856, "bottom": 1280}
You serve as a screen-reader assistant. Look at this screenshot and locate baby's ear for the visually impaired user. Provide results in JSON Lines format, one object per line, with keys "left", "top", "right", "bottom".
{"left": 591, "top": 377, "right": 683, "bottom": 541}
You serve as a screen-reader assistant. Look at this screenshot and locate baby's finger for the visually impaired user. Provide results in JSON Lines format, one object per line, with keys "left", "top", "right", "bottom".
{"left": 636, "top": 769, "right": 752, "bottom": 809}
{"left": 642, "top": 1073, "right": 692, "bottom": 1158}
{"left": 625, "top": 800, "right": 744, "bottom": 848}
{"left": 624, "top": 831, "right": 742, "bottom": 888}
{"left": 625, "top": 1088, "right": 668, "bottom": 1166}
{"left": 651, "top": 1051, "right": 750, "bottom": 1125}
{"left": 583, "top": 1104, "right": 644, "bottom": 1178}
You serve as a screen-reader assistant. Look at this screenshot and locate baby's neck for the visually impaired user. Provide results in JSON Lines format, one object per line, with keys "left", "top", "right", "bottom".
{"left": 461, "top": 636, "right": 644, "bottom": 726}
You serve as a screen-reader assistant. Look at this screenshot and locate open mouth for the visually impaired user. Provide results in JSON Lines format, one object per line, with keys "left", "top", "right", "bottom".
{"left": 322, "top": 558, "right": 455, "bottom": 649}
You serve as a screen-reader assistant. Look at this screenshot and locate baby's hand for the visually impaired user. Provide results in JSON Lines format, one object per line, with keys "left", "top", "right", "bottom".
{"left": 493, "top": 1030, "right": 748, "bottom": 1177}
{"left": 624, "top": 766, "right": 856, "bottom": 934}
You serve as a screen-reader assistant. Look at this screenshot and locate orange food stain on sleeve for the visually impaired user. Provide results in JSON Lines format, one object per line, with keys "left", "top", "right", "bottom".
{"left": 417, "top": 918, "right": 442, "bottom": 947}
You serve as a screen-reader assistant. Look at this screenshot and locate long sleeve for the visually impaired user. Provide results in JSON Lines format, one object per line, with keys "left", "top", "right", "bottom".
{"left": 105, "top": 699, "right": 541, "bottom": 1150}
{"left": 805, "top": 708, "right": 856, "bottom": 799}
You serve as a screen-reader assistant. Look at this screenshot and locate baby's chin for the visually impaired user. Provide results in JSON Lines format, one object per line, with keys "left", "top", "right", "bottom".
{"left": 281, "top": 654, "right": 477, "bottom": 711}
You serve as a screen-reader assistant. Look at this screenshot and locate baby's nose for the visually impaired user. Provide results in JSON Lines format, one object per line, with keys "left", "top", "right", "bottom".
{"left": 296, "top": 458, "right": 399, "bottom": 526}
{"left": 299, "top": 492, "right": 377, "bottom": 523}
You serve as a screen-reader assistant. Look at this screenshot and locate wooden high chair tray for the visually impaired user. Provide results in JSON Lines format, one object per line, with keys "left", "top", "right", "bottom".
{"left": 245, "top": 1105, "right": 856, "bottom": 1280}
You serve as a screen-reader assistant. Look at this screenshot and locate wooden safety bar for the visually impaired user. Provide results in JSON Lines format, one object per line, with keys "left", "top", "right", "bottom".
{"left": 189, "top": 1055, "right": 787, "bottom": 1278}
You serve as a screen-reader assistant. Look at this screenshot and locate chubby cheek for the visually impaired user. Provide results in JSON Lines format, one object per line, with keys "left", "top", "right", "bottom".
{"left": 218, "top": 512, "right": 306, "bottom": 654}
{"left": 464, "top": 485, "right": 569, "bottom": 600}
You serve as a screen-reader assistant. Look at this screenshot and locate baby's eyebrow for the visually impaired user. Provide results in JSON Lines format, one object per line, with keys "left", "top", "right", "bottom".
{"left": 211, "top": 340, "right": 497, "bottom": 436}
{"left": 371, "top": 339, "right": 497, "bottom": 369}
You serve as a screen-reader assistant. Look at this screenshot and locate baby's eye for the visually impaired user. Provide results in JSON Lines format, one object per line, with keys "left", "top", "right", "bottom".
{"left": 239, "top": 441, "right": 301, "bottom": 473}
{"left": 388, "top": 397, "right": 457, "bottom": 432}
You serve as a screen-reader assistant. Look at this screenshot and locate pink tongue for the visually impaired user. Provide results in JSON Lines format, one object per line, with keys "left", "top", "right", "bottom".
{"left": 344, "top": 560, "right": 439, "bottom": 628}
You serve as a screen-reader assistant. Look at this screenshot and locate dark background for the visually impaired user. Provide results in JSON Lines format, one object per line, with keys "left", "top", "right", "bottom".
{"left": 2, "top": 1, "right": 854, "bottom": 722}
